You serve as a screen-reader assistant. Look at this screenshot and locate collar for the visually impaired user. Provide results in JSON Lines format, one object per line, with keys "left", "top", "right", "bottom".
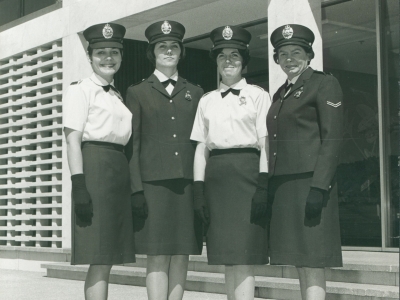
{"left": 219, "top": 78, "right": 247, "bottom": 92}
{"left": 287, "top": 67, "right": 309, "bottom": 85}
{"left": 153, "top": 69, "right": 178, "bottom": 83}
{"left": 90, "top": 73, "right": 115, "bottom": 87}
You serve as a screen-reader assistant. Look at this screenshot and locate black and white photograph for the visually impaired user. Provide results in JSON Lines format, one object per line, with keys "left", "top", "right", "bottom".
{"left": 0, "top": 0, "right": 398, "bottom": 299}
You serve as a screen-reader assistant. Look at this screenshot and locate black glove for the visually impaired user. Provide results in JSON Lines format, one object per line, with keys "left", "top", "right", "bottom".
{"left": 305, "top": 187, "right": 325, "bottom": 219}
{"left": 71, "top": 174, "right": 93, "bottom": 224}
{"left": 250, "top": 173, "right": 269, "bottom": 224}
{"left": 131, "top": 192, "right": 148, "bottom": 218}
{"left": 193, "top": 181, "right": 209, "bottom": 226}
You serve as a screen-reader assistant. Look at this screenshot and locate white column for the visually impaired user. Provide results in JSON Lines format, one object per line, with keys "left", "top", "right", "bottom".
{"left": 61, "top": 33, "right": 92, "bottom": 249}
{"left": 268, "top": 0, "right": 322, "bottom": 96}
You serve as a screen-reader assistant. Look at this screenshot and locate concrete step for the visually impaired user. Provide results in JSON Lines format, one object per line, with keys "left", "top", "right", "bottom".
{"left": 42, "top": 263, "right": 399, "bottom": 300}
{"left": 124, "top": 250, "right": 399, "bottom": 287}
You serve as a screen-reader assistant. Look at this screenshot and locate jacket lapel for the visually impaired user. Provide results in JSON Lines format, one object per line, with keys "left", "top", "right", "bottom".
{"left": 170, "top": 76, "right": 186, "bottom": 98}
{"left": 285, "top": 67, "right": 314, "bottom": 98}
{"left": 148, "top": 73, "right": 170, "bottom": 98}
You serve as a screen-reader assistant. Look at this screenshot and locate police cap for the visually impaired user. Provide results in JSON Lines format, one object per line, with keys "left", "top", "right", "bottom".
{"left": 210, "top": 25, "right": 251, "bottom": 50}
{"left": 145, "top": 20, "right": 185, "bottom": 44}
{"left": 270, "top": 24, "right": 315, "bottom": 50}
{"left": 83, "top": 23, "right": 126, "bottom": 49}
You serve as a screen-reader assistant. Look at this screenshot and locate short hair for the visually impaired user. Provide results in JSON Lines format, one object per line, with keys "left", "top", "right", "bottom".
{"left": 209, "top": 48, "right": 251, "bottom": 68}
{"left": 273, "top": 45, "right": 314, "bottom": 65}
{"left": 86, "top": 46, "right": 123, "bottom": 60}
{"left": 146, "top": 41, "right": 186, "bottom": 66}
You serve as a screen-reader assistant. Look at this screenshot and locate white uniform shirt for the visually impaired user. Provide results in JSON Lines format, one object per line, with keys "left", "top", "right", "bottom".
{"left": 153, "top": 69, "right": 178, "bottom": 95}
{"left": 62, "top": 73, "right": 132, "bottom": 146}
{"left": 190, "top": 78, "right": 271, "bottom": 150}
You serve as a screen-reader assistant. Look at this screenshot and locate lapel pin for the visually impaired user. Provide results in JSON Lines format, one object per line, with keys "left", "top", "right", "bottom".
{"left": 185, "top": 90, "right": 192, "bottom": 101}
{"left": 239, "top": 96, "right": 247, "bottom": 105}
{"left": 294, "top": 87, "right": 303, "bottom": 99}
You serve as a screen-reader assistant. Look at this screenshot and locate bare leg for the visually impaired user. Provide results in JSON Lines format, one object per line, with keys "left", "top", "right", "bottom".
{"left": 233, "top": 265, "right": 255, "bottom": 300}
{"left": 225, "top": 265, "right": 235, "bottom": 300}
{"left": 167, "top": 255, "right": 189, "bottom": 300}
{"left": 297, "top": 267, "right": 307, "bottom": 300}
{"left": 84, "top": 264, "right": 112, "bottom": 300}
{"left": 304, "top": 267, "right": 326, "bottom": 300}
{"left": 146, "top": 255, "right": 171, "bottom": 300}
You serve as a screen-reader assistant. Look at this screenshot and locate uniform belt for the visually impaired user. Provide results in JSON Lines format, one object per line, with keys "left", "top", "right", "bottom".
{"left": 81, "top": 141, "right": 124, "bottom": 152}
{"left": 210, "top": 148, "right": 260, "bottom": 157}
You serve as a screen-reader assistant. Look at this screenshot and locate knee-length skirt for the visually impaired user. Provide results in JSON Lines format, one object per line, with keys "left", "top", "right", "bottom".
{"left": 205, "top": 149, "right": 269, "bottom": 265}
{"left": 134, "top": 179, "right": 203, "bottom": 255}
{"left": 71, "top": 142, "right": 136, "bottom": 265}
{"left": 268, "top": 172, "right": 342, "bottom": 267}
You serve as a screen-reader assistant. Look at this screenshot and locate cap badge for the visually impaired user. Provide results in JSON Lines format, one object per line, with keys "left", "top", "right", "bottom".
{"left": 161, "top": 21, "right": 172, "bottom": 34}
{"left": 222, "top": 26, "right": 233, "bottom": 40}
{"left": 282, "top": 25, "right": 293, "bottom": 39}
{"left": 102, "top": 24, "right": 114, "bottom": 39}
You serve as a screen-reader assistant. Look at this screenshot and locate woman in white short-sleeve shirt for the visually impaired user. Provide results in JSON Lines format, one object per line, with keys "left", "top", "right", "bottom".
{"left": 191, "top": 25, "right": 271, "bottom": 300}
{"left": 62, "top": 23, "right": 135, "bottom": 300}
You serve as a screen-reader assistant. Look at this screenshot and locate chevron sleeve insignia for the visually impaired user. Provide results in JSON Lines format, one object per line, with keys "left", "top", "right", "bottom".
{"left": 327, "top": 101, "right": 341, "bottom": 108}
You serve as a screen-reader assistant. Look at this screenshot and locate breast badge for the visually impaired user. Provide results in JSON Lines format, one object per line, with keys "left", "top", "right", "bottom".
{"left": 239, "top": 96, "right": 247, "bottom": 105}
{"left": 185, "top": 90, "right": 192, "bottom": 101}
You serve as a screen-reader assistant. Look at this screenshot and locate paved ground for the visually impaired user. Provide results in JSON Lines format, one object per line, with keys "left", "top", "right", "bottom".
{"left": 0, "top": 269, "right": 257, "bottom": 300}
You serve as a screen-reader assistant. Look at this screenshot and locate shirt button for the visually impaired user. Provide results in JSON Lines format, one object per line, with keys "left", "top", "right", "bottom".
{"left": 171, "top": 116, "right": 175, "bottom": 120}
{"left": 169, "top": 100, "right": 173, "bottom": 103}
{"left": 173, "top": 134, "right": 177, "bottom": 138}
{"left": 175, "top": 152, "right": 179, "bottom": 156}
{"left": 274, "top": 116, "right": 277, "bottom": 119}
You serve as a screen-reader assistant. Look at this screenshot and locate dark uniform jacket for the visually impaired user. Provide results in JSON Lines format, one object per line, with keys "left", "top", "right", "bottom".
{"left": 126, "top": 74, "right": 204, "bottom": 194}
{"left": 267, "top": 67, "right": 343, "bottom": 191}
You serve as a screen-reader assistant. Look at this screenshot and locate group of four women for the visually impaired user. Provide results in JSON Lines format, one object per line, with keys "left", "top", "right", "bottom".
{"left": 63, "top": 20, "right": 343, "bottom": 300}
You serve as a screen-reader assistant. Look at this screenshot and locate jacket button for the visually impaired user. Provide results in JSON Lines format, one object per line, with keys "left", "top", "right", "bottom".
{"left": 329, "top": 185, "right": 332, "bottom": 189}
{"left": 274, "top": 116, "right": 277, "bottom": 119}
{"left": 273, "top": 134, "right": 277, "bottom": 138}
{"left": 173, "top": 134, "right": 177, "bottom": 138}
{"left": 169, "top": 100, "right": 173, "bottom": 103}
{"left": 171, "top": 116, "right": 175, "bottom": 120}
{"left": 273, "top": 152, "right": 277, "bottom": 156}
{"left": 175, "top": 152, "right": 179, "bottom": 156}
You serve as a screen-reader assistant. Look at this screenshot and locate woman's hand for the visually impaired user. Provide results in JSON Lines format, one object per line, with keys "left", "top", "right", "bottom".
{"left": 193, "top": 181, "right": 209, "bottom": 225}
{"left": 305, "top": 187, "right": 325, "bottom": 219}
{"left": 71, "top": 174, "right": 93, "bottom": 225}
{"left": 130, "top": 192, "right": 148, "bottom": 232}
{"left": 250, "top": 172, "right": 269, "bottom": 226}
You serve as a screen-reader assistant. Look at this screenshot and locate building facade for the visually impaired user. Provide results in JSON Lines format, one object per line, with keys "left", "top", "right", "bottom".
{"left": 0, "top": 0, "right": 398, "bottom": 263}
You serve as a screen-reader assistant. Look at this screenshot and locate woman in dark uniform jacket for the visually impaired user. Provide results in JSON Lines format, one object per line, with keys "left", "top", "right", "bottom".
{"left": 191, "top": 26, "right": 270, "bottom": 300}
{"left": 125, "top": 20, "right": 203, "bottom": 300}
{"left": 63, "top": 23, "right": 135, "bottom": 300}
{"left": 267, "top": 24, "right": 343, "bottom": 300}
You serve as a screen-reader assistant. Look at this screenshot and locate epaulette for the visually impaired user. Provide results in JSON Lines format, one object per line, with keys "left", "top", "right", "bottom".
{"left": 314, "top": 70, "right": 331, "bottom": 75}
{"left": 183, "top": 78, "right": 202, "bottom": 88}
{"left": 250, "top": 84, "right": 265, "bottom": 91}
{"left": 70, "top": 80, "right": 82, "bottom": 85}
{"left": 201, "top": 91, "right": 212, "bottom": 98}
{"left": 129, "top": 78, "right": 146, "bottom": 87}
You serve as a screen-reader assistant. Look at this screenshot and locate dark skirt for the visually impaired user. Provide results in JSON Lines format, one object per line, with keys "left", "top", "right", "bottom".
{"left": 71, "top": 142, "right": 136, "bottom": 265}
{"left": 205, "top": 149, "right": 269, "bottom": 265}
{"left": 134, "top": 179, "right": 202, "bottom": 255}
{"left": 268, "top": 172, "right": 343, "bottom": 268}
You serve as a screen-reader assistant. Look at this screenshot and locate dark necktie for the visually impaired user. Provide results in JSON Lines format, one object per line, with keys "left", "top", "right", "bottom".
{"left": 161, "top": 79, "right": 176, "bottom": 88}
{"left": 221, "top": 88, "right": 240, "bottom": 98}
{"left": 284, "top": 83, "right": 293, "bottom": 95}
{"left": 102, "top": 85, "right": 118, "bottom": 93}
